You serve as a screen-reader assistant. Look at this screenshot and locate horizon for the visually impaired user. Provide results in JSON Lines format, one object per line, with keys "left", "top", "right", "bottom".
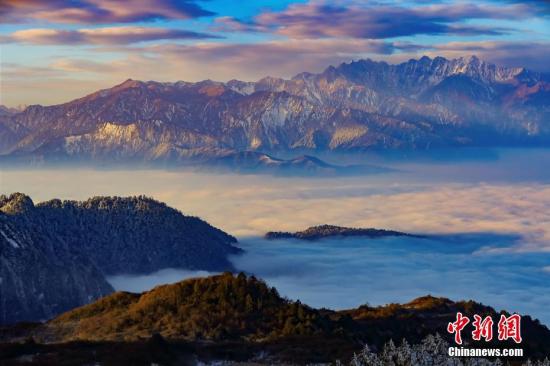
{"left": 1, "top": 0, "right": 549, "bottom": 107}
{"left": 1, "top": 53, "right": 536, "bottom": 109}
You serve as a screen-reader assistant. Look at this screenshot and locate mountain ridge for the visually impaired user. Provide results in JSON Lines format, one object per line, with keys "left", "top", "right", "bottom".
{"left": 0, "top": 193, "right": 240, "bottom": 325}
{"left": 4, "top": 273, "right": 549, "bottom": 361}
{"left": 265, "top": 224, "right": 418, "bottom": 240}
{"left": 1, "top": 55, "right": 549, "bottom": 170}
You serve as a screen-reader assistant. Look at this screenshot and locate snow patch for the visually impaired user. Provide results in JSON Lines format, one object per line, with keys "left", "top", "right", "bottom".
{"left": 0, "top": 229, "right": 20, "bottom": 249}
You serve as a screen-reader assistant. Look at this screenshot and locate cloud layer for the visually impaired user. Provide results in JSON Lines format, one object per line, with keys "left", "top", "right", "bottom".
{"left": 106, "top": 234, "right": 550, "bottom": 326}
{"left": 3, "top": 149, "right": 550, "bottom": 251}
{"left": 4, "top": 149, "right": 550, "bottom": 324}
{"left": 0, "top": 0, "right": 214, "bottom": 24}
{"left": 220, "top": 2, "right": 533, "bottom": 39}
{"left": 230, "top": 235, "right": 550, "bottom": 325}
{"left": 1, "top": 26, "right": 219, "bottom": 45}
{"left": 2, "top": 0, "right": 549, "bottom": 106}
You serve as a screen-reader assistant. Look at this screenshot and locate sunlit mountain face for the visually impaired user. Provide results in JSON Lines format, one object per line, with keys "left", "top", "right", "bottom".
{"left": 1, "top": 55, "right": 549, "bottom": 169}
{"left": 2, "top": 1, "right": 550, "bottom": 365}
{"left": 1, "top": 0, "right": 549, "bottom": 170}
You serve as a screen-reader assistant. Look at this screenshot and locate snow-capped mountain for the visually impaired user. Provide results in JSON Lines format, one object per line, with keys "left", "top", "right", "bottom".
{"left": 0, "top": 193, "right": 240, "bottom": 324}
{"left": 1, "top": 56, "right": 548, "bottom": 166}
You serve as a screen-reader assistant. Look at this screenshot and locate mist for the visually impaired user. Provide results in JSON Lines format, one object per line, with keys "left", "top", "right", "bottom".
{"left": 105, "top": 233, "right": 550, "bottom": 325}
{"left": 107, "top": 269, "right": 218, "bottom": 293}
{"left": 231, "top": 234, "right": 550, "bottom": 325}
{"left": 2, "top": 147, "right": 550, "bottom": 324}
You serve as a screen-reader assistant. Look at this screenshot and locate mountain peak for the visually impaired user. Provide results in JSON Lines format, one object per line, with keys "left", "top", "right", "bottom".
{"left": 2, "top": 55, "right": 547, "bottom": 164}
{"left": 114, "top": 78, "right": 144, "bottom": 90}
{"left": 0, "top": 193, "right": 34, "bottom": 214}
{"left": 418, "top": 55, "right": 432, "bottom": 63}
{"left": 39, "top": 272, "right": 328, "bottom": 342}
{"left": 454, "top": 54, "right": 484, "bottom": 69}
{"left": 461, "top": 54, "right": 481, "bottom": 62}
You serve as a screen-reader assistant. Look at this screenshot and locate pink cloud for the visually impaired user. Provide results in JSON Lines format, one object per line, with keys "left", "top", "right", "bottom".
{"left": 218, "top": 1, "right": 534, "bottom": 39}
{"left": 0, "top": 0, "right": 214, "bottom": 24}
{"left": 2, "top": 26, "right": 219, "bottom": 45}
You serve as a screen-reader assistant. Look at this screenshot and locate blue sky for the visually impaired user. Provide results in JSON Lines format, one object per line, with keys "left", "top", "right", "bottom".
{"left": 1, "top": 0, "right": 549, "bottom": 106}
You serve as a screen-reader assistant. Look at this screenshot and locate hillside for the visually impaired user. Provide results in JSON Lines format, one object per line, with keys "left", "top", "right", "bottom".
{"left": 342, "top": 296, "right": 550, "bottom": 358}
{"left": 4, "top": 273, "right": 546, "bottom": 363}
{"left": 37, "top": 273, "right": 337, "bottom": 343}
{"left": 0, "top": 195, "right": 113, "bottom": 325}
{"left": 0, "top": 56, "right": 548, "bottom": 169}
{"left": 0, "top": 193, "right": 241, "bottom": 324}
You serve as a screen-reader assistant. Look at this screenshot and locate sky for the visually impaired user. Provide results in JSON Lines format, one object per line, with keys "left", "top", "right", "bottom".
{"left": 0, "top": 0, "right": 549, "bottom": 107}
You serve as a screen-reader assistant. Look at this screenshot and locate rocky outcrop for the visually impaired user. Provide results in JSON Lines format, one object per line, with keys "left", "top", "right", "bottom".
{"left": 0, "top": 193, "right": 241, "bottom": 324}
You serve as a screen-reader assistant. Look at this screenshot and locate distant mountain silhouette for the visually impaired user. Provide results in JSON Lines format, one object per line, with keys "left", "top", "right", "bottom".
{"left": 1, "top": 56, "right": 549, "bottom": 170}
{"left": 265, "top": 224, "right": 418, "bottom": 240}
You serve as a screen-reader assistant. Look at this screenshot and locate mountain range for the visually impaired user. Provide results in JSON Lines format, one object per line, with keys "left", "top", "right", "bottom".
{"left": 0, "top": 193, "right": 240, "bottom": 324}
{"left": 0, "top": 55, "right": 548, "bottom": 171}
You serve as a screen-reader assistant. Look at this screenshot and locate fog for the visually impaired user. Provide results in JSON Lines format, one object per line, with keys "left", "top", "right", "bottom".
{"left": 2, "top": 148, "right": 549, "bottom": 324}
{"left": 231, "top": 234, "right": 550, "bottom": 324}
{"left": 105, "top": 233, "right": 550, "bottom": 325}
{"left": 107, "top": 269, "right": 217, "bottom": 293}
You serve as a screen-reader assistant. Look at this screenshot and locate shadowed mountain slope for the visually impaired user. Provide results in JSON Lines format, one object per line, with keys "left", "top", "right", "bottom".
{"left": 0, "top": 193, "right": 240, "bottom": 324}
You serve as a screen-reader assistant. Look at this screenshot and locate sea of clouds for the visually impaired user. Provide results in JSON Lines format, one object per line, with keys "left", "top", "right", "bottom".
{"left": 3, "top": 148, "right": 549, "bottom": 324}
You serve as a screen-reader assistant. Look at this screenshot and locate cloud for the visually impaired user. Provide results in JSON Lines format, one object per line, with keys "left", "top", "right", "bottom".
{"left": 3, "top": 149, "right": 550, "bottom": 251}
{"left": 4, "top": 151, "right": 550, "bottom": 326}
{"left": 0, "top": 0, "right": 214, "bottom": 24}
{"left": 1, "top": 37, "right": 399, "bottom": 106}
{"left": 50, "top": 59, "right": 119, "bottom": 73}
{"left": 107, "top": 269, "right": 217, "bottom": 292}
{"left": 495, "top": 0, "right": 550, "bottom": 14}
{"left": 91, "top": 38, "right": 397, "bottom": 83}
{"left": 211, "top": 16, "right": 260, "bottom": 33}
{"left": 432, "top": 41, "right": 550, "bottom": 74}
{"left": 5, "top": 41, "right": 550, "bottom": 108}
{"left": 102, "top": 234, "right": 550, "bottom": 326}
{"left": 3, "top": 37, "right": 549, "bottom": 107}
{"left": 1, "top": 26, "right": 219, "bottom": 45}
{"left": 134, "top": 38, "right": 396, "bottom": 76}
{"left": 219, "top": 1, "right": 534, "bottom": 39}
